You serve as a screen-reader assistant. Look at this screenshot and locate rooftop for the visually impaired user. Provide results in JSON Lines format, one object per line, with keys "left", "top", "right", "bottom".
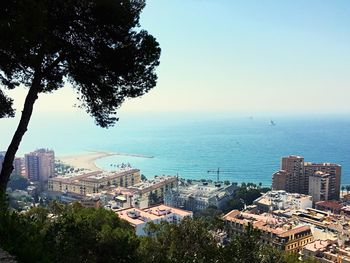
{"left": 116, "top": 204, "right": 192, "bottom": 226}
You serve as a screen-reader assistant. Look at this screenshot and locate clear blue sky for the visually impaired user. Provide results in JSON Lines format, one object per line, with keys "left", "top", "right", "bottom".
{"left": 8, "top": 0, "right": 350, "bottom": 114}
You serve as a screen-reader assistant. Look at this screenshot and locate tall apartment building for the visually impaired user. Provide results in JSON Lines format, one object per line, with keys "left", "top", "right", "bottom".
{"left": 304, "top": 162, "right": 341, "bottom": 200}
{"left": 272, "top": 156, "right": 341, "bottom": 200}
{"left": 308, "top": 171, "right": 330, "bottom": 203}
{"left": 281, "top": 155, "right": 305, "bottom": 194}
{"left": 272, "top": 170, "right": 288, "bottom": 191}
{"left": 25, "top": 149, "right": 55, "bottom": 186}
{"left": 0, "top": 152, "right": 23, "bottom": 177}
{"left": 13, "top": 157, "right": 23, "bottom": 176}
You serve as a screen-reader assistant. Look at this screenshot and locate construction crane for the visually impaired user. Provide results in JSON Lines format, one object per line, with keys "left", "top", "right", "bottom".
{"left": 207, "top": 168, "right": 234, "bottom": 183}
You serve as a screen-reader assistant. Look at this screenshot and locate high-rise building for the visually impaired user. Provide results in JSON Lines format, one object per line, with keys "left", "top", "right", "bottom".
{"left": 13, "top": 157, "right": 23, "bottom": 177}
{"left": 25, "top": 149, "right": 55, "bottom": 187}
{"left": 272, "top": 156, "right": 341, "bottom": 200}
{"left": 281, "top": 155, "right": 305, "bottom": 194}
{"left": 308, "top": 171, "right": 330, "bottom": 202}
{"left": 0, "top": 152, "right": 23, "bottom": 177}
{"left": 25, "top": 153, "right": 40, "bottom": 181}
{"left": 272, "top": 170, "right": 288, "bottom": 191}
{"left": 304, "top": 162, "right": 341, "bottom": 200}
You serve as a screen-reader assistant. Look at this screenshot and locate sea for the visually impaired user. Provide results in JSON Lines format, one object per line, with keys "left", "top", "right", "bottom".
{"left": 1, "top": 112, "right": 349, "bottom": 187}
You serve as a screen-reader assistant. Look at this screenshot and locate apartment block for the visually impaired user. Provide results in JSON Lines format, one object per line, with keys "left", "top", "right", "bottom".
{"left": 128, "top": 175, "right": 178, "bottom": 209}
{"left": 48, "top": 168, "right": 141, "bottom": 195}
{"left": 308, "top": 171, "right": 330, "bottom": 203}
{"left": 305, "top": 162, "right": 341, "bottom": 200}
{"left": 272, "top": 170, "right": 288, "bottom": 191}
{"left": 223, "top": 210, "right": 313, "bottom": 253}
{"left": 25, "top": 149, "right": 55, "bottom": 186}
{"left": 272, "top": 156, "right": 341, "bottom": 200}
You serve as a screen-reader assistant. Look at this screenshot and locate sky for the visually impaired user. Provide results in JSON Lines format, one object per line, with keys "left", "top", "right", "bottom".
{"left": 6, "top": 0, "right": 350, "bottom": 115}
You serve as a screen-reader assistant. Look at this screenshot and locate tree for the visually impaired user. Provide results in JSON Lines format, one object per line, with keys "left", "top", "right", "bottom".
{"left": 341, "top": 185, "right": 345, "bottom": 196}
{"left": 0, "top": 0, "right": 161, "bottom": 198}
{"left": 346, "top": 185, "right": 350, "bottom": 194}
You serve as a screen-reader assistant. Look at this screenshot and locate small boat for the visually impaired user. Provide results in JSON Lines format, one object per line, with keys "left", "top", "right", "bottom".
{"left": 270, "top": 120, "right": 276, "bottom": 126}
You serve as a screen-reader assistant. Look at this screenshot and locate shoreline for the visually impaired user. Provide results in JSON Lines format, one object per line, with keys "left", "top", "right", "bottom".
{"left": 57, "top": 151, "right": 153, "bottom": 171}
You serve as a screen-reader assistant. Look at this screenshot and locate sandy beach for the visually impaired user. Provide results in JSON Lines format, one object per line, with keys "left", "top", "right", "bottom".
{"left": 57, "top": 151, "right": 153, "bottom": 171}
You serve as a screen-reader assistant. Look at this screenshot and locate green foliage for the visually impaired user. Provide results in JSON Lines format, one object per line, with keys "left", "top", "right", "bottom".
{"left": 0, "top": 203, "right": 318, "bottom": 263}
{"left": 0, "top": 0, "right": 161, "bottom": 127}
{"left": 222, "top": 184, "right": 262, "bottom": 213}
{"left": 141, "top": 218, "right": 219, "bottom": 263}
{"left": 0, "top": 204, "right": 139, "bottom": 263}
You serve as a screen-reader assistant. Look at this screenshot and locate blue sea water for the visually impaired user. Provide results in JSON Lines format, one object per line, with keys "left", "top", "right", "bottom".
{"left": 1, "top": 112, "right": 350, "bottom": 187}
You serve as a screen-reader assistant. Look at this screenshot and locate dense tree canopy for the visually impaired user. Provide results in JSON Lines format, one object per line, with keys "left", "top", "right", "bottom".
{"left": 0, "top": 0, "right": 160, "bottom": 195}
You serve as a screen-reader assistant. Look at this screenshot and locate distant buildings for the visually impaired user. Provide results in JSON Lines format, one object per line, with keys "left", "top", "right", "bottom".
{"left": 300, "top": 239, "right": 350, "bottom": 262}
{"left": 253, "top": 190, "right": 312, "bottom": 213}
{"left": 0, "top": 152, "right": 23, "bottom": 177}
{"left": 116, "top": 204, "right": 192, "bottom": 236}
{"left": 223, "top": 210, "right": 314, "bottom": 253}
{"left": 25, "top": 149, "right": 55, "bottom": 188}
{"left": 272, "top": 156, "right": 341, "bottom": 201}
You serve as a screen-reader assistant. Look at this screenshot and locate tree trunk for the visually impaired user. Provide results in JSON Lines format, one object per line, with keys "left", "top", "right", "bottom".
{"left": 0, "top": 75, "right": 41, "bottom": 200}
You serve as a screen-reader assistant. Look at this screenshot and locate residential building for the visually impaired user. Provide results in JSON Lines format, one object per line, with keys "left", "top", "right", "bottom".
{"left": 25, "top": 153, "right": 40, "bottom": 181}
{"left": 25, "top": 149, "right": 55, "bottom": 188}
{"left": 254, "top": 190, "right": 312, "bottom": 213}
{"left": 0, "top": 153, "right": 23, "bottom": 177}
{"left": 48, "top": 168, "right": 141, "bottom": 195}
{"left": 305, "top": 162, "right": 341, "bottom": 200}
{"left": 223, "top": 210, "right": 314, "bottom": 253}
{"left": 272, "top": 170, "right": 288, "bottom": 191}
{"left": 300, "top": 239, "right": 350, "bottom": 263}
{"left": 315, "top": 201, "right": 342, "bottom": 215}
{"left": 281, "top": 155, "right": 305, "bottom": 194}
{"left": 309, "top": 171, "right": 330, "bottom": 203}
{"left": 116, "top": 204, "right": 193, "bottom": 236}
{"left": 129, "top": 175, "right": 178, "bottom": 209}
{"left": 272, "top": 156, "right": 341, "bottom": 200}
{"left": 13, "top": 158, "right": 22, "bottom": 177}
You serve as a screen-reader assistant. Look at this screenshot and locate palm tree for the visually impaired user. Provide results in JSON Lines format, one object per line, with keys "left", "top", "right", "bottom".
{"left": 346, "top": 185, "right": 350, "bottom": 194}
{"left": 341, "top": 186, "right": 345, "bottom": 196}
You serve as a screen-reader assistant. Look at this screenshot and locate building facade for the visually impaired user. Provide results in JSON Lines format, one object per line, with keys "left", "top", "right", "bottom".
{"left": 272, "top": 156, "right": 341, "bottom": 200}
{"left": 308, "top": 171, "right": 330, "bottom": 203}
{"left": 272, "top": 170, "right": 288, "bottom": 191}
{"left": 25, "top": 149, "right": 55, "bottom": 188}
{"left": 281, "top": 155, "right": 305, "bottom": 194}
{"left": 304, "top": 162, "right": 341, "bottom": 200}
{"left": 48, "top": 168, "right": 141, "bottom": 195}
{"left": 223, "top": 210, "right": 314, "bottom": 253}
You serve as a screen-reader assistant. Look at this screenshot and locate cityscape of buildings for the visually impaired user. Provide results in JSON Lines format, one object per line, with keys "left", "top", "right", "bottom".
{"left": 1, "top": 150, "right": 349, "bottom": 262}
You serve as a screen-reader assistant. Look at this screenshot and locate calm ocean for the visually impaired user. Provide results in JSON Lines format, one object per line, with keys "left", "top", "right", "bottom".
{"left": 1, "top": 112, "right": 349, "bottom": 187}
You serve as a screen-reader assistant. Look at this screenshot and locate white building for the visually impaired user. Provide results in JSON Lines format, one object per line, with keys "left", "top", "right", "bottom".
{"left": 116, "top": 204, "right": 192, "bottom": 236}
{"left": 308, "top": 171, "right": 330, "bottom": 203}
{"left": 254, "top": 190, "right": 313, "bottom": 212}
